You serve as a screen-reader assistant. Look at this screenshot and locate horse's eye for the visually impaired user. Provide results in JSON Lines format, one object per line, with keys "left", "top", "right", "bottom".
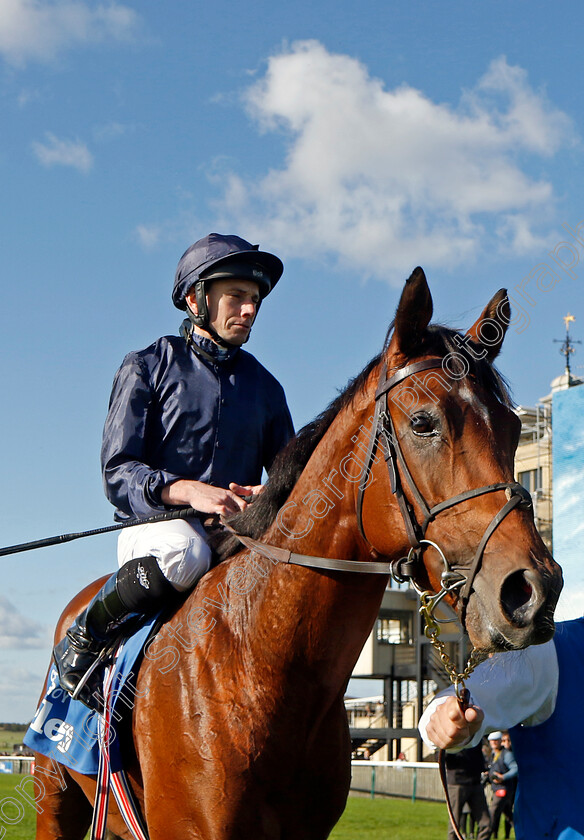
{"left": 410, "top": 412, "right": 437, "bottom": 436}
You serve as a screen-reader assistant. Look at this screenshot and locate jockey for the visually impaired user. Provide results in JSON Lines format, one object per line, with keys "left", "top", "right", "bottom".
{"left": 54, "top": 233, "right": 294, "bottom": 707}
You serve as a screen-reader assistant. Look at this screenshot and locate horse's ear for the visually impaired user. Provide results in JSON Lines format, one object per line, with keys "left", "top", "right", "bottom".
{"left": 466, "top": 289, "right": 510, "bottom": 361}
{"left": 388, "top": 267, "right": 433, "bottom": 358}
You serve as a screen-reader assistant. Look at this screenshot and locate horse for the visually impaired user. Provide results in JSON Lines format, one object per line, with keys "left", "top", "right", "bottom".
{"left": 32, "top": 267, "right": 562, "bottom": 839}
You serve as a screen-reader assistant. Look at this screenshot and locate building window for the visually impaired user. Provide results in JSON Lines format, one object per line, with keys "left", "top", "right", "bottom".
{"left": 376, "top": 612, "right": 413, "bottom": 645}
{"left": 518, "top": 468, "right": 542, "bottom": 494}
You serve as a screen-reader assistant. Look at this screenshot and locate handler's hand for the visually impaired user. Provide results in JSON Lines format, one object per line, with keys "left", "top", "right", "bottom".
{"left": 161, "top": 479, "right": 249, "bottom": 516}
{"left": 425, "top": 696, "right": 485, "bottom": 750}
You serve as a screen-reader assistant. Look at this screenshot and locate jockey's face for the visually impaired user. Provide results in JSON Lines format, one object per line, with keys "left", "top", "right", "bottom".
{"left": 186, "top": 278, "right": 261, "bottom": 346}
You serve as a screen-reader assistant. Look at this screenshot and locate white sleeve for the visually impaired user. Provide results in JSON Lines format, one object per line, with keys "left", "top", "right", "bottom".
{"left": 419, "top": 640, "right": 559, "bottom": 750}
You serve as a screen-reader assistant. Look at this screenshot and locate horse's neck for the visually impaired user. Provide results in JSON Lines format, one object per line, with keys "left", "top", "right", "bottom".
{"left": 263, "top": 400, "right": 374, "bottom": 558}
{"left": 228, "top": 402, "right": 388, "bottom": 696}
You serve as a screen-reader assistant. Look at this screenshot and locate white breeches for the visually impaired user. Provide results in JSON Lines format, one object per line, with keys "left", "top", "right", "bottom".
{"left": 117, "top": 518, "right": 212, "bottom": 591}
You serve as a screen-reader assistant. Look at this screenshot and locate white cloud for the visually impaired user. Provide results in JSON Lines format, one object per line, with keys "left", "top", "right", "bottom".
{"left": 134, "top": 205, "right": 202, "bottom": 251}
{"left": 0, "top": 596, "right": 48, "bottom": 649}
{"left": 16, "top": 86, "right": 41, "bottom": 107}
{"left": 554, "top": 469, "right": 584, "bottom": 515}
{"left": 214, "top": 41, "right": 576, "bottom": 283}
{"left": 0, "top": 662, "right": 47, "bottom": 721}
{"left": 135, "top": 223, "right": 162, "bottom": 249}
{"left": 92, "top": 121, "right": 127, "bottom": 143}
{"left": 556, "top": 583, "right": 584, "bottom": 622}
{"left": 558, "top": 426, "right": 584, "bottom": 455}
{"left": 0, "top": 0, "right": 140, "bottom": 66}
{"left": 32, "top": 131, "right": 93, "bottom": 172}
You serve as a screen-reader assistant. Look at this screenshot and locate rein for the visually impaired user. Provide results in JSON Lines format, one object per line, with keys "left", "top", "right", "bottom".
{"left": 221, "top": 525, "right": 394, "bottom": 574}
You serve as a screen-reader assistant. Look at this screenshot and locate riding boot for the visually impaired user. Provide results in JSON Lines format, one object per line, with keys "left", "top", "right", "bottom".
{"left": 53, "top": 555, "right": 177, "bottom": 709}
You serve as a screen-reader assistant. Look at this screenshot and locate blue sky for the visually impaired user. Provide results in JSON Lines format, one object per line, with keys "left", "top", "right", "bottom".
{"left": 1, "top": 0, "right": 584, "bottom": 722}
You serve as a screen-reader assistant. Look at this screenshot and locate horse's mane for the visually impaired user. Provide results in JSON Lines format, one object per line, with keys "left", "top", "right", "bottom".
{"left": 212, "top": 323, "right": 513, "bottom": 562}
{"left": 210, "top": 352, "right": 383, "bottom": 561}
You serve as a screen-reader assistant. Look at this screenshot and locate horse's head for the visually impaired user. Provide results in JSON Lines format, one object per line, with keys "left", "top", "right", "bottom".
{"left": 361, "top": 267, "right": 562, "bottom": 653}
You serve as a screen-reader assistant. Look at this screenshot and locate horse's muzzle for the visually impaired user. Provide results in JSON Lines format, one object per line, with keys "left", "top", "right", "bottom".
{"left": 468, "top": 563, "right": 563, "bottom": 651}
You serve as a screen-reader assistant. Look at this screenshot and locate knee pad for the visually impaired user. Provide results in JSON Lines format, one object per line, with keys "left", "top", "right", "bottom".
{"left": 116, "top": 555, "right": 176, "bottom": 613}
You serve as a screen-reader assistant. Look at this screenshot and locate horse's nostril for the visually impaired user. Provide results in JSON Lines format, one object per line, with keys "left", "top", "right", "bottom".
{"left": 500, "top": 570, "right": 536, "bottom": 625}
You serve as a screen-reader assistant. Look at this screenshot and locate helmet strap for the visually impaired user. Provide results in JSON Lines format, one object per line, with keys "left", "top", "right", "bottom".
{"left": 187, "top": 281, "right": 207, "bottom": 328}
{"left": 181, "top": 320, "right": 222, "bottom": 364}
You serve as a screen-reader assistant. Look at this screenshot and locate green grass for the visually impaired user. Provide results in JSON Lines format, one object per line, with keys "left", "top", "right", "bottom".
{"left": 331, "top": 795, "right": 515, "bottom": 840}
{"left": 0, "top": 778, "right": 511, "bottom": 840}
{"left": 0, "top": 773, "right": 36, "bottom": 839}
{"left": 330, "top": 796, "right": 450, "bottom": 840}
{"left": 0, "top": 728, "right": 26, "bottom": 755}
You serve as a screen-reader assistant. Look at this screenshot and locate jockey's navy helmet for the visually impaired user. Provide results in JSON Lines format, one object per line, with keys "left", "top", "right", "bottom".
{"left": 172, "top": 234, "right": 283, "bottom": 321}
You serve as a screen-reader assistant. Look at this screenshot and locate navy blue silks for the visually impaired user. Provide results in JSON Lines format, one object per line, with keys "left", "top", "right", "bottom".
{"left": 101, "top": 331, "right": 294, "bottom": 521}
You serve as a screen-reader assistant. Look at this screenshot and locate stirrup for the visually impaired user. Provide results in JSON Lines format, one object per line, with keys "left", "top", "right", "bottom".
{"left": 70, "top": 640, "right": 119, "bottom": 704}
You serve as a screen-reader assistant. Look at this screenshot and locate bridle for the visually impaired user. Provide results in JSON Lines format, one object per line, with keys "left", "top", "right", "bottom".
{"left": 227, "top": 355, "right": 532, "bottom": 633}
{"left": 226, "top": 355, "right": 533, "bottom": 840}
{"left": 355, "top": 356, "right": 532, "bottom": 629}
{"left": 353, "top": 356, "right": 533, "bottom": 840}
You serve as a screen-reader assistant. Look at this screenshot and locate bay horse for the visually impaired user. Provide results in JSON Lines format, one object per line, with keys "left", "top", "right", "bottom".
{"left": 33, "top": 268, "right": 562, "bottom": 839}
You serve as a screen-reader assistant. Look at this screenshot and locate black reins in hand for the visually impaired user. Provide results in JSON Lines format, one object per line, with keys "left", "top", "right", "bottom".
{"left": 438, "top": 689, "right": 473, "bottom": 840}
{"left": 0, "top": 507, "right": 199, "bottom": 558}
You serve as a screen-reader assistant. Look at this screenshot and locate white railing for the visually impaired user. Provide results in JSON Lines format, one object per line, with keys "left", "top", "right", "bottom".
{"left": 0, "top": 755, "right": 35, "bottom": 775}
{"left": 0, "top": 755, "right": 445, "bottom": 803}
{"left": 351, "top": 760, "right": 445, "bottom": 802}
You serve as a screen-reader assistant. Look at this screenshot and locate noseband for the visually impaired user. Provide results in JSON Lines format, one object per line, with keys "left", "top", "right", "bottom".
{"left": 355, "top": 357, "right": 532, "bottom": 627}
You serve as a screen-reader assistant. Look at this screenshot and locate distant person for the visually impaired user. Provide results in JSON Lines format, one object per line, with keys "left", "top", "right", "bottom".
{"left": 500, "top": 732, "right": 517, "bottom": 839}
{"left": 419, "top": 617, "right": 584, "bottom": 840}
{"left": 444, "top": 743, "right": 491, "bottom": 840}
{"left": 486, "top": 731, "right": 517, "bottom": 838}
{"left": 54, "top": 233, "right": 294, "bottom": 707}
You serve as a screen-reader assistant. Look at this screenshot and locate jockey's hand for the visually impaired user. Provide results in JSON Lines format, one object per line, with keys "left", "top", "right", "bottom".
{"left": 425, "top": 696, "right": 485, "bottom": 750}
{"left": 161, "top": 479, "right": 249, "bottom": 515}
{"left": 229, "top": 482, "right": 264, "bottom": 501}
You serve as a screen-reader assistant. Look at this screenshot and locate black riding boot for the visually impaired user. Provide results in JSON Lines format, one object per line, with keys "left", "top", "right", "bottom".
{"left": 53, "top": 555, "right": 177, "bottom": 709}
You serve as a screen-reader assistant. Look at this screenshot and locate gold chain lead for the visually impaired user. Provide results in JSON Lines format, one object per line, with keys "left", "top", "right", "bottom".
{"left": 419, "top": 592, "right": 480, "bottom": 701}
